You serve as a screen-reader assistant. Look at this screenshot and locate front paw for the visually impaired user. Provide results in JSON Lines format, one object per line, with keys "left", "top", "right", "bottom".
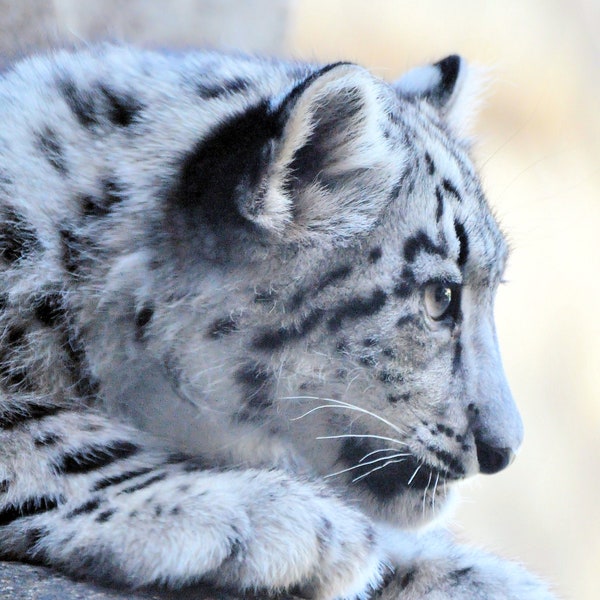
{"left": 373, "top": 530, "right": 555, "bottom": 600}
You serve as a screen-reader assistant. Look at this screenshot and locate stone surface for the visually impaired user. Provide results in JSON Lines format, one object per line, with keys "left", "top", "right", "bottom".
{"left": 0, "top": 561, "right": 258, "bottom": 600}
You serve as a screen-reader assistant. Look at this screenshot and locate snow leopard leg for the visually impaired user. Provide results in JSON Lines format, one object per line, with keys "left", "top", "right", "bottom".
{"left": 0, "top": 398, "right": 385, "bottom": 599}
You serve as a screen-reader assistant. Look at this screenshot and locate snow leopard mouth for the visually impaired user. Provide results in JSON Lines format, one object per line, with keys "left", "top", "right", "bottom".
{"left": 338, "top": 438, "right": 465, "bottom": 500}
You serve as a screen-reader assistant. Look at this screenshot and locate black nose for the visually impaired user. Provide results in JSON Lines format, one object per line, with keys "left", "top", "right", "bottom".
{"left": 475, "top": 438, "right": 515, "bottom": 474}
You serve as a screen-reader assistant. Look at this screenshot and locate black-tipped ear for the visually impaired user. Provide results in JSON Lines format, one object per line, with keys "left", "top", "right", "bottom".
{"left": 394, "top": 55, "right": 484, "bottom": 135}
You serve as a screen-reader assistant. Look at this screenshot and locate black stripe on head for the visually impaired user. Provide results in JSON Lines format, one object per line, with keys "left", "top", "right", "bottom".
{"left": 197, "top": 77, "right": 250, "bottom": 100}
{"left": 59, "top": 79, "right": 97, "bottom": 128}
{"left": 99, "top": 86, "right": 142, "bottom": 127}
{"left": 442, "top": 179, "right": 462, "bottom": 201}
{"left": 253, "top": 308, "right": 324, "bottom": 351}
{"left": 291, "top": 264, "right": 353, "bottom": 310}
{"left": 0, "top": 208, "right": 41, "bottom": 264}
{"left": 54, "top": 441, "right": 139, "bottom": 475}
{"left": 393, "top": 266, "right": 415, "bottom": 298}
{"left": 0, "top": 496, "right": 63, "bottom": 527}
{"left": 327, "top": 288, "right": 387, "bottom": 332}
{"left": 37, "top": 127, "right": 67, "bottom": 175}
{"left": 453, "top": 220, "right": 469, "bottom": 268}
{"left": 403, "top": 231, "right": 447, "bottom": 263}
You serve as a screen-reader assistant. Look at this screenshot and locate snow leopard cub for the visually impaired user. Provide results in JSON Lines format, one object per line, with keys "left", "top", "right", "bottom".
{"left": 0, "top": 45, "right": 553, "bottom": 599}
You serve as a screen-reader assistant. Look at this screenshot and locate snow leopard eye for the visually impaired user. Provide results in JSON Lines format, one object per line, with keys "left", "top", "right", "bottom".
{"left": 423, "top": 283, "right": 459, "bottom": 321}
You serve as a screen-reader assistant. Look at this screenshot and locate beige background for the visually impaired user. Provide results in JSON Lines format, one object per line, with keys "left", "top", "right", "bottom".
{"left": 1, "top": 1, "right": 598, "bottom": 599}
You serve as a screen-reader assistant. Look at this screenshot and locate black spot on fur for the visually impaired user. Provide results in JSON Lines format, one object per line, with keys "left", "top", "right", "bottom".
{"left": 236, "top": 364, "right": 274, "bottom": 411}
{"left": 99, "top": 85, "right": 142, "bottom": 127}
{"left": 33, "top": 292, "right": 65, "bottom": 327}
{"left": 378, "top": 370, "right": 404, "bottom": 384}
{"left": 327, "top": 288, "right": 387, "bottom": 332}
{"left": 435, "top": 186, "right": 445, "bottom": 222}
{"left": 442, "top": 178, "right": 461, "bottom": 201}
{"left": 254, "top": 289, "right": 277, "bottom": 304}
{"left": 135, "top": 305, "right": 154, "bottom": 339}
{"left": 55, "top": 441, "right": 139, "bottom": 475}
{"left": 0, "top": 496, "right": 63, "bottom": 527}
{"left": 59, "top": 79, "right": 97, "bottom": 127}
{"left": 396, "top": 314, "right": 417, "bottom": 328}
{"left": 454, "top": 219, "right": 469, "bottom": 268}
{"left": 449, "top": 567, "right": 473, "bottom": 585}
{"left": 81, "top": 180, "right": 125, "bottom": 218}
{"left": 0, "top": 480, "right": 9, "bottom": 493}
{"left": 119, "top": 473, "right": 167, "bottom": 495}
{"left": 393, "top": 267, "right": 416, "bottom": 298}
{"left": 387, "top": 393, "right": 410, "bottom": 404}
{"left": 196, "top": 77, "right": 250, "bottom": 100}
{"left": 37, "top": 127, "right": 67, "bottom": 174}
{"left": 0, "top": 208, "right": 41, "bottom": 264}
{"left": 91, "top": 467, "right": 154, "bottom": 492}
{"left": 400, "top": 570, "right": 415, "bottom": 590}
{"left": 65, "top": 498, "right": 103, "bottom": 519}
{"left": 403, "top": 230, "right": 447, "bottom": 262}
{"left": 368, "top": 246, "right": 382, "bottom": 263}
{"left": 59, "top": 229, "right": 84, "bottom": 275}
{"left": 424, "top": 152, "right": 435, "bottom": 175}
{"left": 207, "top": 316, "right": 238, "bottom": 338}
{"left": 95, "top": 508, "right": 117, "bottom": 523}
{"left": 34, "top": 432, "right": 62, "bottom": 448}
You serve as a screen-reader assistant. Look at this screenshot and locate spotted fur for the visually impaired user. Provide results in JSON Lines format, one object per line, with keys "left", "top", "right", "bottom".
{"left": 0, "top": 45, "right": 553, "bottom": 599}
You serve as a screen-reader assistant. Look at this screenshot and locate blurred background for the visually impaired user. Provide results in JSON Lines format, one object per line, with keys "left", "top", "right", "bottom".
{"left": 1, "top": 1, "right": 597, "bottom": 598}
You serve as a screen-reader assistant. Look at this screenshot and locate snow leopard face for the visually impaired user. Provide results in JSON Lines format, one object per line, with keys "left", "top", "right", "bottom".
{"left": 136, "top": 56, "right": 524, "bottom": 526}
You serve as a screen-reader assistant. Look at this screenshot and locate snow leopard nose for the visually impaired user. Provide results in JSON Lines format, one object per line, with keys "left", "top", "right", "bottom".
{"left": 474, "top": 436, "right": 515, "bottom": 474}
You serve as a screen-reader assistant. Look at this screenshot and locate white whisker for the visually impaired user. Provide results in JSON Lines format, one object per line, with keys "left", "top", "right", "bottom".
{"left": 358, "top": 447, "right": 406, "bottom": 462}
{"left": 315, "top": 433, "right": 407, "bottom": 447}
{"left": 324, "top": 453, "right": 410, "bottom": 479}
{"left": 407, "top": 463, "right": 422, "bottom": 486}
{"left": 352, "top": 458, "right": 407, "bottom": 483}
{"left": 283, "top": 395, "right": 406, "bottom": 437}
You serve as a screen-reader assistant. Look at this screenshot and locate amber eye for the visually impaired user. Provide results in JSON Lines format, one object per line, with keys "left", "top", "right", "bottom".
{"left": 423, "top": 283, "right": 454, "bottom": 321}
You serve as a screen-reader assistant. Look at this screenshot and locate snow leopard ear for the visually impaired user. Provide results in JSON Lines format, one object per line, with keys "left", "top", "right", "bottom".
{"left": 255, "top": 63, "right": 400, "bottom": 241}
{"left": 393, "top": 55, "right": 483, "bottom": 136}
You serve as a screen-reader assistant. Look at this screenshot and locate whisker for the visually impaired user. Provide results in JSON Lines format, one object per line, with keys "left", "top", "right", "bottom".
{"left": 407, "top": 463, "right": 422, "bottom": 486}
{"left": 283, "top": 395, "right": 406, "bottom": 437}
{"left": 422, "top": 470, "right": 433, "bottom": 517}
{"left": 315, "top": 433, "right": 407, "bottom": 447}
{"left": 432, "top": 473, "right": 440, "bottom": 513}
{"left": 352, "top": 458, "right": 407, "bottom": 483}
{"left": 324, "top": 453, "right": 410, "bottom": 479}
{"left": 358, "top": 447, "right": 406, "bottom": 462}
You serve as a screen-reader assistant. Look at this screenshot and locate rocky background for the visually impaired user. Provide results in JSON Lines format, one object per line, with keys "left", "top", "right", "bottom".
{"left": 0, "top": 1, "right": 598, "bottom": 599}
